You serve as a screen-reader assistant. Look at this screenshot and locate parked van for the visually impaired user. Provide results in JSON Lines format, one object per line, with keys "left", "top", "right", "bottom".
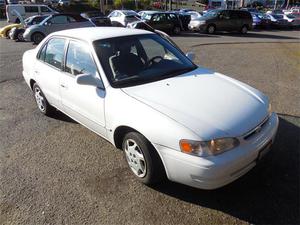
{"left": 6, "top": 4, "right": 57, "bottom": 23}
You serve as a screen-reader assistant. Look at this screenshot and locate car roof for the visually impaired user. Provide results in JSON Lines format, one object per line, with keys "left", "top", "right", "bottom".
{"left": 51, "top": 27, "right": 152, "bottom": 42}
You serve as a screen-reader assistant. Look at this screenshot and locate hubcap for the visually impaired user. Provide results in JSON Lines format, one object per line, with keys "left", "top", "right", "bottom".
{"left": 34, "top": 87, "right": 46, "bottom": 112}
{"left": 174, "top": 27, "right": 180, "bottom": 34}
{"left": 34, "top": 34, "right": 43, "bottom": 43}
{"left": 18, "top": 32, "right": 24, "bottom": 41}
{"left": 208, "top": 26, "right": 215, "bottom": 34}
{"left": 124, "top": 139, "right": 146, "bottom": 178}
{"left": 242, "top": 27, "right": 247, "bottom": 33}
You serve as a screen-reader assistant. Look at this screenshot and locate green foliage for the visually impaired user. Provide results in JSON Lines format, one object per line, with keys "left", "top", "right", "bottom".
{"left": 114, "top": 0, "right": 152, "bottom": 9}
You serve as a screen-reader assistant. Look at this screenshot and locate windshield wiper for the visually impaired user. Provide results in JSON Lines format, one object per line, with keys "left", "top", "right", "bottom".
{"left": 112, "top": 75, "right": 144, "bottom": 85}
{"left": 161, "top": 66, "right": 197, "bottom": 78}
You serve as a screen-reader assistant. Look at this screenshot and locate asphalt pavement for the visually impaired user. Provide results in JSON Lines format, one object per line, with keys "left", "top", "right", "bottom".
{"left": 0, "top": 27, "right": 299, "bottom": 225}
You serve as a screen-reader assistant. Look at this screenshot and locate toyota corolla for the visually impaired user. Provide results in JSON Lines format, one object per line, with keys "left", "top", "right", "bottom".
{"left": 22, "top": 27, "right": 279, "bottom": 189}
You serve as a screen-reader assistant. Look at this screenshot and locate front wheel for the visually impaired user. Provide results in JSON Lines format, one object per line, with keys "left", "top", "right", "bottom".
{"left": 173, "top": 26, "right": 181, "bottom": 35}
{"left": 122, "top": 132, "right": 166, "bottom": 185}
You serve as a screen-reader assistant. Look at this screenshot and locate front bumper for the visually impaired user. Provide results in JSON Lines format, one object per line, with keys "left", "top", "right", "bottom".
{"left": 154, "top": 112, "right": 279, "bottom": 190}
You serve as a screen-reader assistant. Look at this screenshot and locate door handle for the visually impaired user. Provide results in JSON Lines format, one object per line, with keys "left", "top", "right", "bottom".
{"left": 60, "top": 84, "right": 68, "bottom": 89}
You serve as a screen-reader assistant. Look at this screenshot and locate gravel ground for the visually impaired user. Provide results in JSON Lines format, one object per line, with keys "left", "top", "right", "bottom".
{"left": 0, "top": 29, "right": 299, "bottom": 225}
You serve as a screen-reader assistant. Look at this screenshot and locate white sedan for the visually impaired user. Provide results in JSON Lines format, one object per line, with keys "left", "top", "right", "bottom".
{"left": 22, "top": 27, "right": 279, "bottom": 189}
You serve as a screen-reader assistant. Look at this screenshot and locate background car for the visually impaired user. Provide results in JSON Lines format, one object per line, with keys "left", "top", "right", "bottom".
{"left": 266, "top": 14, "right": 290, "bottom": 28}
{"left": 188, "top": 9, "right": 252, "bottom": 34}
{"left": 108, "top": 10, "right": 139, "bottom": 27}
{"left": 0, "top": 23, "right": 22, "bottom": 38}
{"left": 6, "top": 4, "right": 57, "bottom": 23}
{"left": 58, "top": 0, "right": 70, "bottom": 7}
{"left": 80, "top": 11, "right": 111, "bottom": 27}
{"left": 251, "top": 13, "right": 271, "bottom": 28}
{"left": 9, "top": 15, "right": 49, "bottom": 41}
{"left": 23, "top": 13, "right": 94, "bottom": 44}
{"left": 128, "top": 12, "right": 182, "bottom": 35}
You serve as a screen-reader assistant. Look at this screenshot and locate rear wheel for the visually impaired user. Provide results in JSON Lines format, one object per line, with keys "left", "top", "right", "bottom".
{"left": 33, "top": 83, "right": 55, "bottom": 116}
{"left": 32, "top": 32, "right": 45, "bottom": 44}
{"left": 241, "top": 25, "right": 248, "bottom": 34}
{"left": 207, "top": 24, "right": 216, "bottom": 34}
{"left": 122, "top": 132, "right": 166, "bottom": 185}
{"left": 173, "top": 26, "right": 181, "bottom": 35}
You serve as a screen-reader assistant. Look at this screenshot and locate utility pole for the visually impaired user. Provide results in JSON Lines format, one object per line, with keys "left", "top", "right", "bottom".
{"left": 99, "top": 0, "right": 104, "bottom": 13}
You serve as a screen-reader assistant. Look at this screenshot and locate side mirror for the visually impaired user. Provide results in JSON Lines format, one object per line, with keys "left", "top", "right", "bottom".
{"left": 186, "top": 52, "right": 195, "bottom": 62}
{"left": 76, "top": 74, "right": 104, "bottom": 89}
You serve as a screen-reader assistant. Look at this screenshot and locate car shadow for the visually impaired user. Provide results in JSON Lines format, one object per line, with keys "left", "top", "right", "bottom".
{"left": 150, "top": 116, "right": 300, "bottom": 224}
{"left": 222, "top": 31, "right": 300, "bottom": 40}
{"left": 179, "top": 30, "right": 300, "bottom": 40}
{"left": 48, "top": 110, "right": 78, "bottom": 124}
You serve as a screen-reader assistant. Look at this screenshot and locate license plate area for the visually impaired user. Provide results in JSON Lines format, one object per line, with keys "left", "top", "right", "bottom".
{"left": 257, "top": 141, "right": 272, "bottom": 161}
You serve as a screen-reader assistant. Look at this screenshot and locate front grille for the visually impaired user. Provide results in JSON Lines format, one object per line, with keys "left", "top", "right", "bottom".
{"left": 243, "top": 116, "right": 269, "bottom": 140}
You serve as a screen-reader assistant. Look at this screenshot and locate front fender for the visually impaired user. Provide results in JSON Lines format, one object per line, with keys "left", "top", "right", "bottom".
{"left": 105, "top": 87, "right": 200, "bottom": 151}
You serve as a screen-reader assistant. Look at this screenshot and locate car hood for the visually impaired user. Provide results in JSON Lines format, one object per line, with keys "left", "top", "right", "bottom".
{"left": 122, "top": 68, "right": 269, "bottom": 140}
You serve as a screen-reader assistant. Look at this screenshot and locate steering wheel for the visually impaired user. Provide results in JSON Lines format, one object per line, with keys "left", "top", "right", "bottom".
{"left": 148, "top": 56, "right": 164, "bottom": 66}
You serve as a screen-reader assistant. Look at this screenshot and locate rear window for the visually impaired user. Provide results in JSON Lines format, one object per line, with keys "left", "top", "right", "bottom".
{"left": 25, "top": 6, "right": 38, "bottom": 13}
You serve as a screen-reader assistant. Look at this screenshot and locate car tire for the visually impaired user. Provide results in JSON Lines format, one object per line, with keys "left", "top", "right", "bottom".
{"left": 122, "top": 132, "right": 166, "bottom": 185}
{"left": 33, "top": 83, "right": 55, "bottom": 116}
{"left": 31, "top": 32, "right": 45, "bottom": 44}
{"left": 207, "top": 24, "right": 216, "bottom": 34}
{"left": 173, "top": 26, "right": 181, "bottom": 35}
{"left": 241, "top": 25, "right": 248, "bottom": 34}
{"left": 16, "top": 30, "right": 25, "bottom": 42}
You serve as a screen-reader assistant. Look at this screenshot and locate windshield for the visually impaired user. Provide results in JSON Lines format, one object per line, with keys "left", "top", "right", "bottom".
{"left": 93, "top": 34, "right": 197, "bottom": 88}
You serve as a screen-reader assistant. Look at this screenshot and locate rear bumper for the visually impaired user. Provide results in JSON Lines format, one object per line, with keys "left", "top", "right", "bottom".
{"left": 154, "top": 112, "right": 279, "bottom": 190}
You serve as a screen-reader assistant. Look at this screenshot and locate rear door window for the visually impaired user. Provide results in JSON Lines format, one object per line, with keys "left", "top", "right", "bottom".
{"left": 24, "top": 6, "right": 38, "bottom": 13}
{"left": 44, "top": 38, "right": 66, "bottom": 70}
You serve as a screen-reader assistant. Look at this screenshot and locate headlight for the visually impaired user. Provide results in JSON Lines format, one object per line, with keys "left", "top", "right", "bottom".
{"left": 179, "top": 138, "right": 239, "bottom": 157}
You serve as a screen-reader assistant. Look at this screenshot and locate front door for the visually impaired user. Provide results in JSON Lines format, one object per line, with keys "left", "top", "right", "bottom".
{"left": 60, "top": 40, "right": 106, "bottom": 137}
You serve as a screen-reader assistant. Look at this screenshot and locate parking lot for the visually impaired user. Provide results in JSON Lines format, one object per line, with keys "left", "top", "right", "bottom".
{"left": 0, "top": 23, "right": 299, "bottom": 225}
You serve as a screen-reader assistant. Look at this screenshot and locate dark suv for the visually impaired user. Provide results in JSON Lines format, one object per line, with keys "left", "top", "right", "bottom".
{"left": 188, "top": 10, "right": 252, "bottom": 34}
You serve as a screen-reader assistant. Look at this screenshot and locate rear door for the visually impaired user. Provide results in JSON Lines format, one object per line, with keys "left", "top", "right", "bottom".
{"left": 34, "top": 37, "right": 66, "bottom": 108}
{"left": 228, "top": 10, "right": 241, "bottom": 30}
{"left": 60, "top": 39, "right": 106, "bottom": 136}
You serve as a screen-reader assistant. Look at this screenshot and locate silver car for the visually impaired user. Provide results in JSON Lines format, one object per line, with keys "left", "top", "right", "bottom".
{"left": 23, "top": 13, "right": 94, "bottom": 44}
